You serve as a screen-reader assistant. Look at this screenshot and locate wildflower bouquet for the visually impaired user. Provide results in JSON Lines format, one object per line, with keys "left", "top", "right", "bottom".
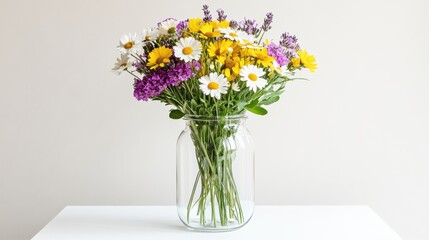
{"left": 113, "top": 5, "right": 316, "bottom": 229}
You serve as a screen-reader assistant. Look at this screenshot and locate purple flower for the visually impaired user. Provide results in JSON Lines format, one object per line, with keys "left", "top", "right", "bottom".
{"left": 267, "top": 42, "right": 288, "bottom": 66}
{"left": 202, "top": 5, "right": 212, "bottom": 22}
{"left": 133, "top": 61, "right": 199, "bottom": 101}
{"left": 237, "top": 18, "right": 260, "bottom": 35}
{"left": 216, "top": 8, "right": 227, "bottom": 21}
{"left": 279, "top": 32, "right": 300, "bottom": 58}
{"left": 229, "top": 20, "right": 238, "bottom": 29}
{"left": 176, "top": 20, "right": 188, "bottom": 37}
{"left": 262, "top": 13, "right": 273, "bottom": 31}
{"left": 134, "top": 75, "right": 165, "bottom": 101}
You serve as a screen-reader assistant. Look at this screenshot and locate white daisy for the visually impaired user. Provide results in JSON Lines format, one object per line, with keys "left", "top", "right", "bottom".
{"left": 158, "top": 19, "right": 178, "bottom": 35}
{"left": 173, "top": 37, "right": 202, "bottom": 62}
{"left": 142, "top": 28, "right": 159, "bottom": 42}
{"left": 112, "top": 54, "right": 133, "bottom": 75}
{"left": 239, "top": 32, "right": 262, "bottom": 49}
{"left": 273, "top": 61, "right": 288, "bottom": 76}
{"left": 220, "top": 27, "right": 243, "bottom": 42}
{"left": 240, "top": 65, "right": 267, "bottom": 92}
{"left": 117, "top": 33, "right": 142, "bottom": 55}
{"left": 199, "top": 73, "right": 229, "bottom": 99}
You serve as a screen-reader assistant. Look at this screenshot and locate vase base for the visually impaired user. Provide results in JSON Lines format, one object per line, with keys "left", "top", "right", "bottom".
{"left": 180, "top": 217, "right": 252, "bottom": 232}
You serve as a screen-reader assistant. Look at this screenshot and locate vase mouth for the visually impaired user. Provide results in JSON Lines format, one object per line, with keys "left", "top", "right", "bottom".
{"left": 183, "top": 114, "right": 247, "bottom": 121}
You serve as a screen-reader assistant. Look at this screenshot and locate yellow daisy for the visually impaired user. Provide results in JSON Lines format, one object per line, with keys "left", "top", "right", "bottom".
{"left": 188, "top": 18, "right": 202, "bottom": 33}
{"left": 207, "top": 39, "right": 234, "bottom": 63}
{"left": 146, "top": 46, "right": 173, "bottom": 70}
{"left": 223, "top": 56, "right": 242, "bottom": 81}
{"left": 291, "top": 57, "right": 301, "bottom": 68}
{"left": 251, "top": 48, "right": 274, "bottom": 68}
{"left": 298, "top": 50, "right": 317, "bottom": 73}
{"left": 210, "top": 20, "right": 229, "bottom": 29}
{"left": 199, "top": 23, "right": 221, "bottom": 39}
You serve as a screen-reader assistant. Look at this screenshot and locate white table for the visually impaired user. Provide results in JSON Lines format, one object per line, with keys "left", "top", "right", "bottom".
{"left": 31, "top": 206, "right": 402, "bottom": 240}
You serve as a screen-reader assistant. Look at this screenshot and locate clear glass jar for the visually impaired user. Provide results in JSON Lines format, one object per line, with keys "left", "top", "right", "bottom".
{"left": 176, "top": 115, "right": 254, "bottom": 231}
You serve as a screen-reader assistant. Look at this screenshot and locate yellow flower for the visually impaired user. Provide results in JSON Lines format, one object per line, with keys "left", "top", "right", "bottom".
{"left": 223, "top": 56, "right": 242, "bottom": 81}
{"left": 199, "top": 23, "right": 221, "bottom": 39}
{"left": 210, "top": 20, "right": 229, "bottom": 29}
{"left": 291, "top": 57, "right": 300, "bottom": 68}
{"left": 207, "top": 39, "right": 233, "bottom": 63}
{"left": 188, "top": 18, "right": 202, "bottom": 33}
{"left": 251, "top": 48, "right": 274, "bottom": 68}
{"left": 146, "top": 46, "right": 173, "bottom": 70}
{"left": 298, "top": 50, "right": 317, "bottom": 72}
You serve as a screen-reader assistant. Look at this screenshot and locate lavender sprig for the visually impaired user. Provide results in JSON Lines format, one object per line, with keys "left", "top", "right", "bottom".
{"left": 202, "top": 5, "right": 212, "bottom": 22}
{"left": 279, "top": 32, "right": 300, "bottom": 50}
{"left": 216, "top": 8, "right": 227, "bottom": 21}
{"left": 262, "top": 13, "right": 273, "bottom": 31}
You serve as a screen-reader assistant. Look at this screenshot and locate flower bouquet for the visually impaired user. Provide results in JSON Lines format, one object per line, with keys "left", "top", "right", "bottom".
{"left": 113, "top": 5, "right": 316, "bottom": 231}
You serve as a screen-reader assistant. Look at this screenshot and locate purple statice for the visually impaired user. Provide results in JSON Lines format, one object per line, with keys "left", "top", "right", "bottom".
{"left": 176, "top": 20, "right": 188, "bottom": 37}
{"left": 202, "top": 5, "right": 212, "bottom": 22}
{"left": 166, "top": 62, "right": 195, "bottom": 86}
{"left": 134, "top": 74, "right": 165, "bottom": 101}
{"left": 133, "top": 61, "right": 198, "bottom": 101}
{"left": 267, "top": 42, "right": 288, "bottom": 66}
{"left": 279, "top": 32, "right": 300, "bottom": 58}
{"left": 216, "top": 8, "right": 227, "bottom": 21}
{"left": 237, "top": 18, "right": 260, "bottom": 35}
{"left": 261, "top": 13, "right": 274, "bottom": 31}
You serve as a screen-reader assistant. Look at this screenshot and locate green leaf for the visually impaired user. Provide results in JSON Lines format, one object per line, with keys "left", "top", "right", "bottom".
{"left": 260, "top": 96, "right": 280, "bottom": 105}
{"left": 169, "top": 109, "right": 184, "bottom": 119}
{"left": 245, "top": 99, "right": 259, "bottom": 108}
{"left": 237, "top": 101, "right": 247, "bottom": 111}
{"left": 245, "top": 106, "right": 268, "bottom": 115}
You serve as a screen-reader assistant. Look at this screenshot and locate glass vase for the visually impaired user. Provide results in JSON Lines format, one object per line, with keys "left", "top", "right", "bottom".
{"left": 176, "top": 114, "right": 254, "bottom": 231}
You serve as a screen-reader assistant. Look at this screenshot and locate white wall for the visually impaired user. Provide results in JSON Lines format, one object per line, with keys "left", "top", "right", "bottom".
{"left": 1, "top": 0, "right": 428, "bottom": 239}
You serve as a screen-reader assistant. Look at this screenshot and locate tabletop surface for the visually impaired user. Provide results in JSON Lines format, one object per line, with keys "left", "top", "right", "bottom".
{"left": 31, "top": 205, "right": 402, "bottom": 240}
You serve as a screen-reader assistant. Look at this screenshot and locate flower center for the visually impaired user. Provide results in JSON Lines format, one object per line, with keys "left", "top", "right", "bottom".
{"left": 205, "top": 32, "right": 214, "bottom": 37}
{"left": 168, "top": 27, "right": 176, "bottom": 34}
{"left": 225, "top": 59, "right": 235, "bottom": 68}
{"left": 208, "top": 82, "right": 219, "bottom": 90}
{"left": 248, "top": 73, "right": 258, "bottom": 81}
{"left": 229, "top": 32, "right": 238, "bottom": 37}
{"left": 182, "top": 47, "right": 193, "bottom": 55}
{"left": 156, "top": 57, "right": 166, "bottom": 64}
{"left": 124, "top": 42, "right": 134, "bottom": 49}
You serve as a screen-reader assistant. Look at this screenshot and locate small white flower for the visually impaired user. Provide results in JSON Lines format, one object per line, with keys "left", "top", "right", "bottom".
{"left": 117, "top": 33, "right": 142, "bottom": 55}
{"left": 158, "top": 19, "right": 177, "bottom": 35}
{"left": 231, "top": 82, "right": 240, "bottom": 92}
{"left": 173, "top": 37, "right": 202, "bottom": 62}
{"left": 199, "top": 73, "right": 229, "bottom": 99}
{"left": 112, "top": 54, "right": 133, "bottom": 75}
{"left": 240, "top": 65, "right": 267, "bottom": 92}
{"left": 239, "top": 32, "right": 263, "bottom": 49}
{"left": 220, "top": 27, "right": 243, "bottom": 42}
{"left": 273, "top": 61, "right": 288, "bottom": 76}
{"left": 142, "top": 28, "right": 159, "bottom": 41}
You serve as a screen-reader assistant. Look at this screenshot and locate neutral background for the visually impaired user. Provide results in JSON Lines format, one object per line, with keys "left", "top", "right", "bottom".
{"left": 1, "top": 0, "right": 428, "bottom": 239}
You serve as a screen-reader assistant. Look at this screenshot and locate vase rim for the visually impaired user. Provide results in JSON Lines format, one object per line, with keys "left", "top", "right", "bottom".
{"left": 183, "top": 114, "right": 247, "bottom": 121}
